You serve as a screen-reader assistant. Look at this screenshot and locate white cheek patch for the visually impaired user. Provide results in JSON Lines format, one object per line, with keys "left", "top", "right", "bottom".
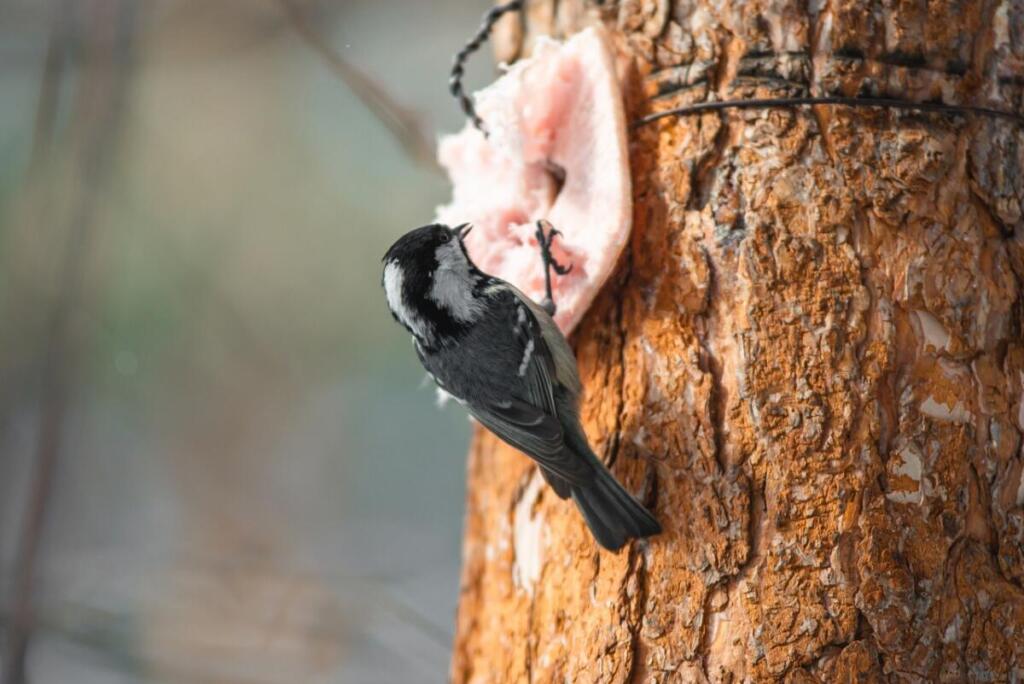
{"left": 434, "top": 26, "right": 632, "bottom": 334}
{"left": 384, "top": 261, "right": 431, "bottom": 338}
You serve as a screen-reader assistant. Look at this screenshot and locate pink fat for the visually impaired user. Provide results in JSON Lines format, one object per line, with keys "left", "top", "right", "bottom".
{"left": 435, "top": 27, "right": 632, "bottom": 334}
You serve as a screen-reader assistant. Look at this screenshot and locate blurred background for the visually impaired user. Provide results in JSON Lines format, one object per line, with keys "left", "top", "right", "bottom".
{"left": 0, "top": 0, "right": 493, "bottom": 681}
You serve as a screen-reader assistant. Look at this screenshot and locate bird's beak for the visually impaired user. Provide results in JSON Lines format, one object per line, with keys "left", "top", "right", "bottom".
{"left": 453, "top": 223, "right": 472, "bottom": 240}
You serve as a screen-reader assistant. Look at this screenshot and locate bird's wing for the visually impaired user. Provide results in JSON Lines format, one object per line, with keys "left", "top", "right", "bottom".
{"left": 469, "top": 399, "right": 592, "bottom": 484}
{"left": 511, "top": 301, "right": 560, "bottom": 417}
{"left": 466, "top": 287, "right": 592, "bottom": 485}
{"left": 470, "top": 398, "right": 561, "bottom": 456}
{"left": 507, "top": 285, "right": 582, "bottom": 395}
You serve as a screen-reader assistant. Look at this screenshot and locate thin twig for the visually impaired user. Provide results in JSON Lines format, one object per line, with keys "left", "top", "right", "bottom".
{"left": 634, "top": 96, "right": 1024, "bottom": 128}
{"left": 2, "top": 3, "right": 137, "bottom": 682}
{"left": 449, "top": 0, "right": 523, "bottom": 135}
{"left": 28, "top": 0, "right": 72, "bottom": 172}
{"left": 278, "top": 0, "right": 437, "bottom": 169}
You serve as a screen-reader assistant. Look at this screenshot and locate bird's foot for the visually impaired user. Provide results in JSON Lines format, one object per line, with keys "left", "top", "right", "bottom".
{"left": 534, "top": 219, "right": 572, "bottom": 317}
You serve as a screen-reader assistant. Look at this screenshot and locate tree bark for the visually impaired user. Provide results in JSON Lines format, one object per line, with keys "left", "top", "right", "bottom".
{"left": 451, "top": 1, "right": 1024, "bottom": 682}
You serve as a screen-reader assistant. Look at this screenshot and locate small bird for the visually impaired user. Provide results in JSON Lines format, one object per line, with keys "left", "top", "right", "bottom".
{"left": 382, "top": 221, "right": 661, "bottom": 551}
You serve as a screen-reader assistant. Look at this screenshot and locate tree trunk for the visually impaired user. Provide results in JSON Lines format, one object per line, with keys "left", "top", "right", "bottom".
{"left": 451, "top": 1, "right": 1024, "bottom": 681}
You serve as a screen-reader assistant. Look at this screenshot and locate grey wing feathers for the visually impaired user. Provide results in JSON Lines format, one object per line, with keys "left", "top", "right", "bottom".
{"left": 465, "top": 283, "right": 593, "bottom": 485}
{"left": 512, "top": 307, "right": 559, "bottom": 416}
{"left": 469, "top": 400, "right": 589, "bottom": 484}
{"left": 510, "top": 286, "right": 582, "bottom": 395}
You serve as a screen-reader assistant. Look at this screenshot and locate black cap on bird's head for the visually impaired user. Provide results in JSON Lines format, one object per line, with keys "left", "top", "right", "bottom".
{"left": 382, "top": 223, "right": 472, "bottom": 268}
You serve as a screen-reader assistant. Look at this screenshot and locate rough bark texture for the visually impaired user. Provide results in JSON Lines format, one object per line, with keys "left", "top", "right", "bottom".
{"left": 452, "top": 1, "right": 1024, "bottom": 682}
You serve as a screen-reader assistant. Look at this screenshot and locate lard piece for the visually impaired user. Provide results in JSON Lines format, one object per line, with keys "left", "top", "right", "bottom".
{"left": 436, "top": 27, "right": 632, "bottom": 333}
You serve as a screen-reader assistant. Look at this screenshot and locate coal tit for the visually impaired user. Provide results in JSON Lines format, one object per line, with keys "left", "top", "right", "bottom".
{"left": 382, "top": 222, "right": 661, "bottom": 551}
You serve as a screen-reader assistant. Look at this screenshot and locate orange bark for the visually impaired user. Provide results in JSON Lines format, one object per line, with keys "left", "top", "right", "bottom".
{"left": 453, "top": 1, "right": 1024, "bottom": 681}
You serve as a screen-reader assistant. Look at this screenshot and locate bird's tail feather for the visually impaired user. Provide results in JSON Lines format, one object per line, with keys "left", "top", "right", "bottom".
{"left": 570, "top": 457, "right": 661, "bottom": 551}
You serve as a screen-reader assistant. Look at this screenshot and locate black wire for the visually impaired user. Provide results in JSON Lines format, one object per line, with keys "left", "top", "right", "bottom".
{"left": 634, "top": 96, "right": 1024, "bottom": 128}
{"left": 449, "top": 0, "right": 524, "bottom": 136}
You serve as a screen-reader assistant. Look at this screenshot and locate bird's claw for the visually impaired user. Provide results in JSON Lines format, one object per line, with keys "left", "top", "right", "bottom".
{"left": 535, "top": 220, "right": 572, "bottom": 317}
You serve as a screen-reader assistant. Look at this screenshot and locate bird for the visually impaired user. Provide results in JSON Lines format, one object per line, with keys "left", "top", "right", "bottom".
{"left": 381, "top": 221, "right": 661, "bottom": 551}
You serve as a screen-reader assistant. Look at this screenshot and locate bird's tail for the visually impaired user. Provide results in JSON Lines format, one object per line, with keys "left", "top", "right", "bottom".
{"left": 570, "top": 454, "right": 661, "bottom": 552}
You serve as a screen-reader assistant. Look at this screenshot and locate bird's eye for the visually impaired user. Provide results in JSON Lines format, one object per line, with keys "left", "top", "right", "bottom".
{"left": 439, "top": 232, "right": 451, "bottom": 243}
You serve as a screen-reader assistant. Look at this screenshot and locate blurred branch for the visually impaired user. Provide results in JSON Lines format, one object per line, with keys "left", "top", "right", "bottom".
{"left": 28, "top": 0, "right": 73, "bottom": 171}
{"left": 2, "top": 2, "right": 137, "bottom": 682}
{"left": 278, "top": 0, "right": 439, "bottom": 172}
{"left": 0, "top": 0, "right": 75, "bottom": 432}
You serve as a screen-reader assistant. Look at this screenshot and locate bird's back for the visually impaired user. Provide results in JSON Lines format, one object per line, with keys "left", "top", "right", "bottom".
{"left": 421, "top": 289, "right": 534, "bottom": 406}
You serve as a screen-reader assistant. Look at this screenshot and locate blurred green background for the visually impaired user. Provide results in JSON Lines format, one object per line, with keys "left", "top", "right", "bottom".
{"left": 0, "top": 1, "right": 492, "bottom": 681}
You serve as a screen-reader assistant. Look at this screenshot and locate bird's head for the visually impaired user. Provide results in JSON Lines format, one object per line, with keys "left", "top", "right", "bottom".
{"left": 383, "top": 223, "right": 472, "bottom": 273}
{"left": 382, "top": 223, "right": 482, "bottom": 346}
